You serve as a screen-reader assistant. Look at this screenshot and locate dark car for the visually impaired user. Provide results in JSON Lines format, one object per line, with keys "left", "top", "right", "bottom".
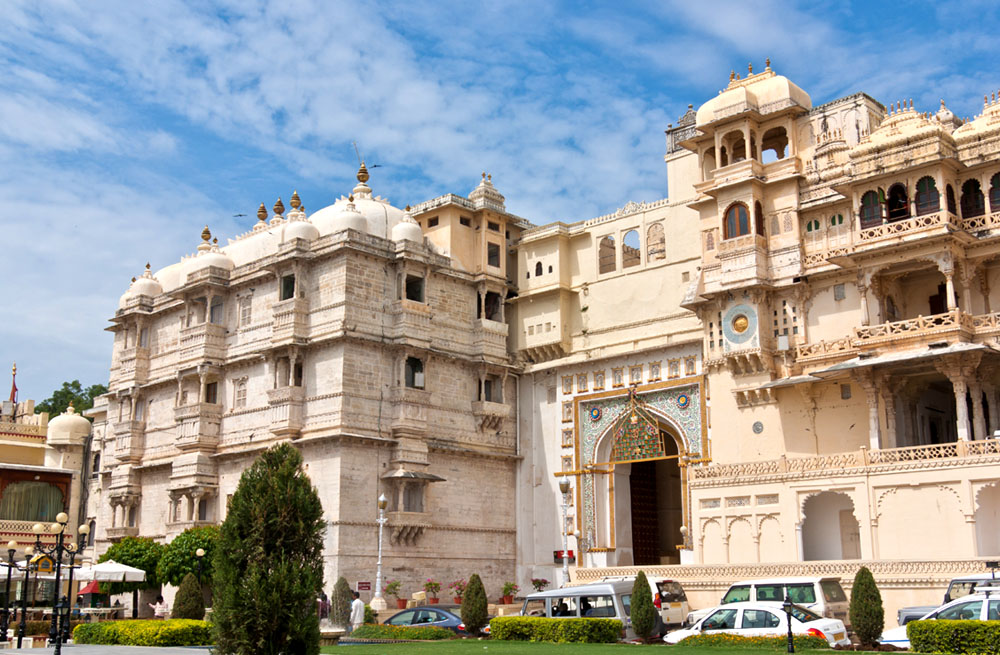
{"left": 383, "top": 607, "right": 489, "bottom": 635}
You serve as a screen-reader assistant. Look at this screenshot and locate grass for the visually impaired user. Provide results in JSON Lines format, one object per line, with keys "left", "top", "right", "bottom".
{"left": 321, "top": 642, "right": 835, "bottom": 654}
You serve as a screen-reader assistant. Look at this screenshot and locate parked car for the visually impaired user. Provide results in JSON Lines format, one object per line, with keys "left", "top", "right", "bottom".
{"left": 897, "top": 573, "right": 1000, "bottom": 626}
{"left": 880, "top": 585, "right": 1000, "bottom": 649}
{"left": 383, "top": 607, "right": 488, "bottom": 635}
{"left": 665, "top": 601, "right": 851, "bottom": 647}
{"left": 686, "top": 576, "right": 849, "bottom": 627}
{"left": 600, "top": 575, "right": 690, "bottom": 627}
{"left": 520, "top": 579, "right": 660, "bottom": 640}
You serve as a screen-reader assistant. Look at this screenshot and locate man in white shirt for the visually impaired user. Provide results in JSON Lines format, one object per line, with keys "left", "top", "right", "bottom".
{"left": 349, "top": 591, "right": 365, "bottom": 633}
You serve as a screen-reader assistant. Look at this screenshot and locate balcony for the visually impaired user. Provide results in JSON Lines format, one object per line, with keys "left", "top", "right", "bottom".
{"left": 272, "top": 297, "right": 310, "bottom": 346}
{"left": 854, "top": 211, "right": 962, "bottom": 253}
{"left": 386, "top": 299, "right": 432, "bottom": 346}
{"left": 390, "top": 386, "right": 430, "bottom": 437}
{"left": 114, "top": 346, "right": 150, "bottom": 386}
{"left": 178, "top": 322, "right": 226, "bottom": 365}
{"left": 963, "top": 210, "right": 1000, "bottom": 236}
{"left": 852, "top": 308, "right": 973, "bottom": 348}
{"left": 472, "top": 400, "right": 511, "bottom": 432}
{"left": 717, "top": 233, "right": 769, "bottom": 288}
{"left": 267, "top": 386, "right": 305, "bottom": 438}
{"left": 113, "top": 420, "right": 146, "bottom": 463}
{"left": 471, "top": 318, "right": 509, "bottom": 360}
{"left": 106, "top": 526, "right": 139, "bottom": 540}
{"left": 173, "top": 402, "right": 223, "bottom": 452}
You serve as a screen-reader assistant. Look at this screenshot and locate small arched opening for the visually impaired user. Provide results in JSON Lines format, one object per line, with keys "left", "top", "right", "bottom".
{"left": 724, "top": 203, "right": 751, "bottom": 239}
{"left": 534, "top": 261, "right": 543, "bottom": 277}
{"left": 887, "top": 183, "right": 910, "bottom": 222}
{"left": 962, "top": 179, "right": 986, "bottom": 218}
{"left": 990, "top": 173, "right": 1000, "bottom": 213}
{"left": 860, "top": 190, "right": 882, "bottom": 229}
{"left": 598, "top": 236, "right": 616, "bottom": 274}
{"left": 975, "top": 482, "right": 1000, "bottom": 556}
{"left": 801, "top": 491, "right": 860, "bottom": 560}
{"left": 915, "top": 176, "right": 940, "bottom": 216}
{"left": 947, "top": 184, "right": 958, "bottom": 214}
{"left": 761, "top": 127, "right": 788, "bottom": 163}
{"left": 622, "top": 230, "right": 641, "bottom": 268}
{"left": 646, "top": 223, "right": 665, "bottom": 261}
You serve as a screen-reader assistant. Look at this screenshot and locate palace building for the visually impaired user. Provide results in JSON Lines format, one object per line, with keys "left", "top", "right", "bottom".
{"left": 83, "top": 64, "right": 1000, "bottom": 617}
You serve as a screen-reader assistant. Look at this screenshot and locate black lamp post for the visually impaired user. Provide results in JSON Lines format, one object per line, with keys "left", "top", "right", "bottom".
{"left": 783, "top": 593, "right": 795, "bottom": 654}
{"left": 30, "top": 513, "right": 88, "bottom": 655}
{"left": 196, "top": 548, "right": 205, "bottom": 585}
{"left": 16, "top": 545, "right": 34, "bottom": 650}
{"left": 1, "top": 541, "right": 16, "bottom": 643}
{"left": 60, "top": 524, "right": 88, "bottom": 644}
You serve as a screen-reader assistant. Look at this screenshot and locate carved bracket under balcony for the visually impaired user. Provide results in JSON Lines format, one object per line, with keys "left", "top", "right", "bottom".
{"left": 267, "top": 386, "right": 305, "bottom": 438}
{"left": 387, "top": 511, "right": 432, "bottom": 547}
{"left": 174, "top": 402, "right": 222, "bottom": 452}
{"left": 725, "top": 349, "right": 775, "bottom": 376}
{"left": 472, "top": 400, "right": 511, "bottom": 432}
{"left": 734, "top": 387, "right": 776, "bottom": 408}
{"left": 112, "top": 419, "right": 146, "bottom": 463}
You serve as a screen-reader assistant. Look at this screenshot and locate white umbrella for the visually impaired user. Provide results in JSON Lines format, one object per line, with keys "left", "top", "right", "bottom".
{"left": 74, "top": 560, "right": 146, "bottom": 582}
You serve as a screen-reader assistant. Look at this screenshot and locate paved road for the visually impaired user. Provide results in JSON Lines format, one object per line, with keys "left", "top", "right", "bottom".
{"left": 2, "top": 646, "right": 213, "bottom": 654}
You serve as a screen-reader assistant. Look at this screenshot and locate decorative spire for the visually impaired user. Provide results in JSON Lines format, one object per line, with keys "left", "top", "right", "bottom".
{"left": 257, "top": 203, "right": 267, "bottom": 221}
{"left": 9, "top": 362, "right": 17, "bottom": 404}
{"left": 290, "top": 190, "right": 301, "bottom": 210}
{"left": 729, "top": 70, "right": 735, "bottom": 82}
{"left": 201, "top": 226, "right": 212, "bottom": 242}
{"left": 765, "top": 57, "right": 771, "bottom": 70}
{"left": 357, "top": 161, "right": 370, "bottom": 184}
{"left": 748, "top": 61, "right": 753, "bottom": 74}
{"left": 145, "top": 262, "right": 151, "bottom": 271}
{"left": 273, "top": 198, "right": 284, "bottom": 216}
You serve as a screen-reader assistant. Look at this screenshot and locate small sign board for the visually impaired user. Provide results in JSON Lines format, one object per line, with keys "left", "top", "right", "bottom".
{"left": 553, "top": 550, "right": 575, "bottom": 564}
{"left": 356, "top": 581, "right": 372, "bottom": 591}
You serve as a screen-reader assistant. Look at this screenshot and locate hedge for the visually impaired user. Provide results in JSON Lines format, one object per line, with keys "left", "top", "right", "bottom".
{"left": 349, "top": 624, "right": 455, "bottom": 640}
{"left": 907, "top": 619, "right": 1000, "bottom": 653}
{"left": 72, "top": 619, "right": 213, "bottom": 646}
{"left": 676, "top": 634, "right": 830, "bottom": 650}
{"left": 490, "top": 616, "right": 623, "bottom": 643}
{"left": 20, "top": 620, "right": 84, "bottom": 636}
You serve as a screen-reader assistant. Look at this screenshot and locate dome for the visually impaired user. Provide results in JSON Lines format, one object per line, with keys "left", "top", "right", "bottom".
{"left": 392, "top": 207, "right": 424, "bottom": 243}
{"left": 47, "top": 404, "right": 91, "bottom": 446}
{"left": 118, "top": 264, "right": 163, "bottom": 308}
{"left": 183, "top": 226, "right": 234, "bottom": 280}
{"left": 284, "top": 219, "right": 320, "bottom": 242}
{"left": 696, "top": 67, "right": 810, "bottom": 128}
{"left": 310, "top": 163, "right": 406, "bottom": 239}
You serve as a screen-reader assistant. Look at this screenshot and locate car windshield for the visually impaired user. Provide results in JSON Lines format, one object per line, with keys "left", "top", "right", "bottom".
{"left": 821, "top": 581, "right": 847, "bottom": 602}
{"left": 935, "top": 600, "right": 982, "bottom": 621}
{"left": 789, "top": 605, "right": 821, "bottom": 622}
{"left": 723, "top": 586, "right": 751, "bottom": 603}
{"left": 658, "top": 581, "right": 687, "bottom": 602}
{"left": 949, "top": 581, "right": 981, "bottom": 600}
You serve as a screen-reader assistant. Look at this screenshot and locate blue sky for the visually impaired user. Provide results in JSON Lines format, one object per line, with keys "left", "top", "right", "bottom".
{"left": 2, "top": 0, "right": 999, "bottom": 401}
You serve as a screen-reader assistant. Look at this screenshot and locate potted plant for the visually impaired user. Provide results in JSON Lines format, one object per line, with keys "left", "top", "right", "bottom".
{"left": 501, "top": 581, "right": 519, "bottom": 604}
{"left": 384, "top": 580, "right": 405, "bottom": 609}
{"left": 448, "top": 578, "right": 467, "bottom": 605}
{"left": 531, "top": 578, "right": 550, "bottom": 593}
{"left": 423, "top": 578, "right": 441, "bottom": 604}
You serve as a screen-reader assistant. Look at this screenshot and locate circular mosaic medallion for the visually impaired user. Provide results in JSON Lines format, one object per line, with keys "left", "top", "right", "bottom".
{"left": 676, "top": 394, "right": 690, "bottom": 409}
{"left": 732, "top": 314, "right": 749, "bottom": 333}
{"left": 589, "top": 406, "right": 602, "bottom": 421}
{"left": 752, "top": 421, "right": 764, "bottom": 434}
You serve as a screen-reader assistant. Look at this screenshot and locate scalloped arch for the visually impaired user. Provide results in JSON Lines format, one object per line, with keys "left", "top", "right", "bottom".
{"left": 800, "top": 489, "right": 857, "bottom": 523}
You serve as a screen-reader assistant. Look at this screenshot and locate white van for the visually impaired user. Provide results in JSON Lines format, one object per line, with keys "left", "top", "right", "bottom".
{"left": 687, "top": 576, "right": 849, "bottom": 627}
{"left": 600, "top": 575, "right": 689, "bottom": 627}
{"left": 520, "top": 580, "right": 662, "bottom": 641}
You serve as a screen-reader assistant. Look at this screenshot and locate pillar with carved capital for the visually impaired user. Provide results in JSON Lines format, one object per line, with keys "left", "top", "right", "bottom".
{"left": 858, "top": 284, "right": 870, "bottom": 326}
{"left": 944, "top": 271, "right": 957, "bottom": 310}
{"left": 852, "top": 370, "right": 882, "bottom": 450}
{"left": 970, "top": 380, "right": 987, "bottom": 441}
{"left": 986, "top": 384, "right": 1000, "bottom": 436}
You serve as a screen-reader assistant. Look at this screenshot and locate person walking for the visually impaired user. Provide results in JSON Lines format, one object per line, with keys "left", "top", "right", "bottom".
{"left": 148, "top": 595, "right": 168, "bottom": 619}
{"left": 349, "top": 591, "right": 365, "bottom": 634}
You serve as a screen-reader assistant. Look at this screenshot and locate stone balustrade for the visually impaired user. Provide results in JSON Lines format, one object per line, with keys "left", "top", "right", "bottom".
{"left": 853, "top": 307, "right": 972, "bottom": 343}
{"left": 962, "top": 210, "right": 1000, "bottom": 234}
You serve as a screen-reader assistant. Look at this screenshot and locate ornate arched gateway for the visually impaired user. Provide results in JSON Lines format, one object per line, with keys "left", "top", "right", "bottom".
{"left": 571, "top": 381, "right": 707, "bottom": 567}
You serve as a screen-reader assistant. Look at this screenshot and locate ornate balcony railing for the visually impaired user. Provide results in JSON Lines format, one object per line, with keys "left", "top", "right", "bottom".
{"left": 962, "top": 210, "right": 1000, "bottom": 234}
{"left": 856, "top": 211, "right": 961, "bottom": 245}
{"left": 794, "top": 336, "right": 856, "bottom": 362}
{"left": 853, "top": 308, "right": 972, "bottom": 343}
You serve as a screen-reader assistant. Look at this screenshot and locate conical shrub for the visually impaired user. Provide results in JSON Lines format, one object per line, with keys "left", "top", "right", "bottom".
{"left": 172, "top": 572, "right": 205, "bottom": 620}
{"left": 631, "top": 570, "right": 658, "bottom": 641}
{"left": 461, "top": 573, "right": 488, "bottom": 635}
{"left": 850, "top": 566, "right": 884, "bottom": 648}
{"left": 332, "top": 576, "right": 352, "bottom": 628}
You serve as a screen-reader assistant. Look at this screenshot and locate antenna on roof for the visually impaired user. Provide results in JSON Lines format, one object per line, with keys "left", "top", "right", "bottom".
{"left": 352, "top": 141, "right": 363, "bottom": 166}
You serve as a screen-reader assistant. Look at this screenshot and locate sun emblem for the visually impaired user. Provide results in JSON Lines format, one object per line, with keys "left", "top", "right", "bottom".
{"left": 732, "top": 314, "right": 749, "bottom": 334}
{"left": 589, "top": 406, "right": 602, "bottom": 421}
{"left": 676, "top": 394, "right": 690, "bottom": 409}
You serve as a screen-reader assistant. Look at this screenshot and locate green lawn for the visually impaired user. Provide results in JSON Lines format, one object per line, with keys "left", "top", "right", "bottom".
{"left": 321, "top": 642, "right": 835, "bottom": 655}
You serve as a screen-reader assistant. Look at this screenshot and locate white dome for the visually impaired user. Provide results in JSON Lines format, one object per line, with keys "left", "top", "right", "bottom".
{"left": 183, "top": 226, "right": 234, "bottom": 281}
{"left": 47, "top": 404, "right": 91, "bottom": 445}
{"left": 392, "top": 208, "right": 424, "bottom": 243}
{"left": 118, "top": 264, "right": 163, "bottom": 308}
{"left": 310, "top": 163, "right": 406, "bottom": 239}
{"left": 313, "top": 196, "right": 369, "bottom": 235}
{"left": 283, "top": 215, "right": 320, "bottom": 242}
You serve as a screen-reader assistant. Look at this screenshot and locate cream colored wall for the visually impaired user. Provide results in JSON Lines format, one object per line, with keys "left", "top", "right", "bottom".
{"left": 1, "top": 443, "right": 45, "bottom": 466}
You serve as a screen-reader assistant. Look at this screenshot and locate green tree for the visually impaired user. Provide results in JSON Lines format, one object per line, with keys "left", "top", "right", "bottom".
{"left": 212, "top": 443, "right": 326, "bottom": 655}
{"left": 460, "top": 573, "right": 488, "bottom": 636}
{"left": 172, "top": 572, "right": 206, "bottom": 620}
{"left": 35, "top": 380, "right": 107, "bottom": 418}
{"left": 156, "top": 525, "right": 219, "bottom": 587}
{"left": 850, "top": 566, "right": 884, "bottom": 647}
{"left": 98, "top": 536, "right": 164, "bottom": 596}
{"left": 630, "top": 570, "right": 658, "bottom": 642}
{"left": 331, "top": 576, "right": 352, "bottom": 628}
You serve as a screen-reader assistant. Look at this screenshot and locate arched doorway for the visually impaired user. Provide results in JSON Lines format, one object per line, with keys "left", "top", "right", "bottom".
{"left": 975, "top": 483, "right": 1000, "bottom": 556}
{"left": 801, "top": 491, "right": 860, "bottom": 560}
{"left": 628, "top": 430, "right": 682, "bottom": 565}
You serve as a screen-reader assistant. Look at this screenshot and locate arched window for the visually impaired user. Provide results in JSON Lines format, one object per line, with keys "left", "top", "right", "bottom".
{"left": 754, "top": 201, "right": 765, "bottom": 235}
{"left": 887, "top": 184, "right": 909, "bottom": 221}
{"left": 761, "top": 127, "right": 788, "bottom": 163}
{"left": 646, "top": 223, "right": 665, "bottom": 261}
{"left": 235, "top": 380, "right": 247, "bottom": 409}
{"left": 622, "top": 230, "right": 641, "bottom": 268}
{"left": 831, "top": 214, "right": 844, "bottom": 227}
{"left": 961, "top": 179, "right": 985, "bottom": 218}
{"left": 724, "top": 203, "right": 750, "bottom": 239}
{"left": 534, "top": 261, "right": 543, "bottom": 277}
{"left": 860, "top": 190, "right": 882, "bottom": 229}
{"left": 947, "top": 184, "right": 957, "bottom": 214}
{"left": 805, "top": 219, "right": 820, "bottom": 232}
{"left": 598, "top": 236, "right": 616, "bottom": 274}
{"left": 92, "top": 452, "right": 101, "bottom": 477}
{"left": 915, "top": 176, "right": 939, "bottom": 216}
{"left": 990, "top": 173, "right": 1000, "bottom": 212}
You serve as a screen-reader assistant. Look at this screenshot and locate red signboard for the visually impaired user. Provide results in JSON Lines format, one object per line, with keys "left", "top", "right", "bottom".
{"left": 356, "top": 581, "right": 372, "bottom": 591}
{"left": 553, "top": 550, "right": 575, "bottom": 564}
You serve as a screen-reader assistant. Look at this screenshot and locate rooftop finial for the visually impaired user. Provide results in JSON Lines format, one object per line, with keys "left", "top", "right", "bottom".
{"left": 909, "top": 98, "right": 913, "bottom": 109}
{"left": 201, "top": 226, "right": 212, "bottom": 242}
{"left": 748, "top": 62, "right": 753, "bottom": 74}
{"left": 273, "top": 198, "right": 285, "bottom": 216}
{"left": 257, "top": 203, "right": 267, "bottom": 221}
{"left": 357, "top": 161, "right": 370, "bottom": 184}
{"left": 145, "top": 262, "right": 151, "bottom": 271}
{"left": 10, "top": 361, "right": 16, "bottom": 404}
{"left": 488, "top": 173, "right": 492, "bottom": 182}
{"left": 348, "top": 195, "right": 354, "bottom": 203}
{"left": 765, "top": 57, "right": 771, "bottom": 70}
{"left": 290, "top": 190, "right": 301, "bottom": 210}
{"left": 729, "top": 70, "right": 735, "bottom": 82}
{"left": 213, "top": 237, "right": 218, "bottom": 245}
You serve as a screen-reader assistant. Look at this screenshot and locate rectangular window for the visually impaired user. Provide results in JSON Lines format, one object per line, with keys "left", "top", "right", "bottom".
{"left": 133, "top": 399, "right": 145, "bottom": 421}
{"left": 611, "top": 368, "right": 624, "bottom": 387}
{"left": 205, "top": 382, "right": 218, "bottom": 404}
{"left": 460, "top": 216, "right": 471, "bottom": 227}
{"left": 487, "top": 221, "right": 500, "bottom": 232}
{"left": 138, "top": 327, "right": 149, "bottom": 348}
{"left": 649, "top": 362, "right": 661, "bottom": 380}
{"left": 404, "top": 357, "right": 425, "bottom": 389}
{"left": 239, "top": 297, "right": 252, "bottom": 326}
{"left": 629, "top": 366, "right": 642, "bottom": 384}
{"left": 562, "top": 376, "right": 573, "bottom": 394}
{"left": 593, "top": 371, "right": 605, "bottom": 390}
{"left": 280, "top": 274, "right": 296, "bottom": 301}
{"left": 562, "top": 429, "right": 574, "bottom": 447}
{"left": 427, "top": 216, "right": 439, "bottom": 227}
{"left": 834, "top": 283, "right": 846, "bottom": 301}
{"left": 405, "top": 275, "right": 425, "bottom": 302}
{"left": 562, "top": 401, "right": 573, "bottom": 422}
{"left": 235, "top": 381, "right": 247, "bottom": 409}
{"left": 840, "top": 383, "right": 852, "bottom": 400}
{"left": 576, "top": 374, "right": 587, "bottom": 392}
{"left": 487, "top": 242, "right": 501, "bottom": 268}
{"left": 209, "top": 297, "right": 225, "bottom": 324}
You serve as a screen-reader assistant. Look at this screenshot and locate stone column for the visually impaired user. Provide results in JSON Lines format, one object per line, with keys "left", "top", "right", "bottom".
{"left": 945, "top": 271, "right": 957, "bottom": 310}
{"left": 937, "top": 353, "right": 982, "bottom": 441}
{"left": 500, "top": 290, "right": 507, "bottom": 322}
{"left": 853, "top": 369, "right": 882, "bottom": 450}
{"left": 857, "top": 282, "right": 870, "bottom": 326}
{"left": 970, "top": 380, "right": 987, "bottom": 441}
{"left": 986, "top": 383, "right": 1000, "bottom": 437}
{"left": 742, "top": 122, "right": 751, "bottom": 161}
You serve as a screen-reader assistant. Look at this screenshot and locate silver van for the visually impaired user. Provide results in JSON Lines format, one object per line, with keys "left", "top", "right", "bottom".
{"left": 520, "top": 580, "right": 659, "bottom": 641}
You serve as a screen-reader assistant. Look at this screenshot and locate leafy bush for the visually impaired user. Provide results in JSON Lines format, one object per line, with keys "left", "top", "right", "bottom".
{"left": 631, "top": 570, "right": 657, "bottom": 640}
{"left": 212, "top": 443, "right": 326, "bottom": 655}
{"left": 363, "top": 604, "right": 377, "bottom": 624}
{"left": 72, "top": 619, "right": 213, "bottom": 646}
{"left": 22, "top": 619, "right": 83, "bottom": 636}
{"left": 349, "top": 624, "right": 455, "bottom": 640}
{"left": 461, "top": 573, "right": 488, "bottom": 635}
{"left": 99, "top": 536, "right": 165, "bottom": 595}
{"left": 156, "top": 525, "right": 220, "bottom": 587}
{"left": 490, "top": 616, "right": 623, "bottom": 643}
{"left": 907, "top": 619, "right": 1000, "bottom": 653}
{"left": 173, "top": 572, "right": 205, "bottom": 620}
{"left": 849, "top": 565, "right": 884, "bottom": 647}
{"left": 676, "top": 633, "right": 830, "bottom": 649}
{"left": 332, "top": 576, "right": 352, "bottom": 627}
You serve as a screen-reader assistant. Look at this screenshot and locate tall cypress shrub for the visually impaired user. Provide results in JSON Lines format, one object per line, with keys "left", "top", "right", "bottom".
{"left": 461, "top": 573, "right": 488, "bottom": 635}
{"left": 850, "top": 566, "right": 884, "bottom": 648}
{"left": 332, "top": 576, "right": 352, "bottom": 628}
{"left": 173, "top": 572, "right": 205, "bottom": 620}
{"left": 212, "top": 443, "right": 326, "bottom": 655}
{"left": 631, "top": 570, "right": 657, "bottom": 641}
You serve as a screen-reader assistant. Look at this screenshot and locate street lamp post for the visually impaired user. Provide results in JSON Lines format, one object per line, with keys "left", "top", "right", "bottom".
{"left": 782, "top": 593, "right": 795, "bottom": 654}
{"left": 16, "top": 545, "right": 33, "bottom": 650}
{"left": 30, "top": 512, "right": 86, "bottom": 655}
{"left": 559, "top": 478, "right": 571, "bottom": 587}
{"left": 371, "top": 494, "right": 388, "bottom": 611}
{"left": 1, "top": 541, "right": 16, "bottom": 643}
{"left": 196, "top": 548, "right": 205, "bottom": 585}
{"left": 60, "top": 523, "right": 88, "bottom": 644}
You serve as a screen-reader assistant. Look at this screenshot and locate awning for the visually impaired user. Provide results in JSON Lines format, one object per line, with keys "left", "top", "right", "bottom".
{"left": 75, "top": 560, "right": 146, "bottom": 582}
{"left": 79, "top": 580, "right": 102, "bottom": 595}
{"left": 379, "top": 468, "right": 446, "bottom": 482}
{"left": 756, "top": 374, "right": 822, "bottom": 390}
{"left": 812, "top": 342, "right": 991, "bottom": 377}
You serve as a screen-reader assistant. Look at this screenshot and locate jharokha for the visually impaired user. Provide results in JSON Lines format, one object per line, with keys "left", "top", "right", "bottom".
{"left": 5, "top": 63, "right": 1000, "bottom": 620}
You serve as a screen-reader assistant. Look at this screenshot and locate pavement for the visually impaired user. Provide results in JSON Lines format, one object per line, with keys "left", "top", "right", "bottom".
{"left": 2, "top": 646, "right": 213, "bottom": 654}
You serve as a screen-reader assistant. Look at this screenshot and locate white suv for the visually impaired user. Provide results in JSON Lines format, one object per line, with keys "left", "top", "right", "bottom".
{"left": 880, "top": 585, "right": 1000, "bottom": 649}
